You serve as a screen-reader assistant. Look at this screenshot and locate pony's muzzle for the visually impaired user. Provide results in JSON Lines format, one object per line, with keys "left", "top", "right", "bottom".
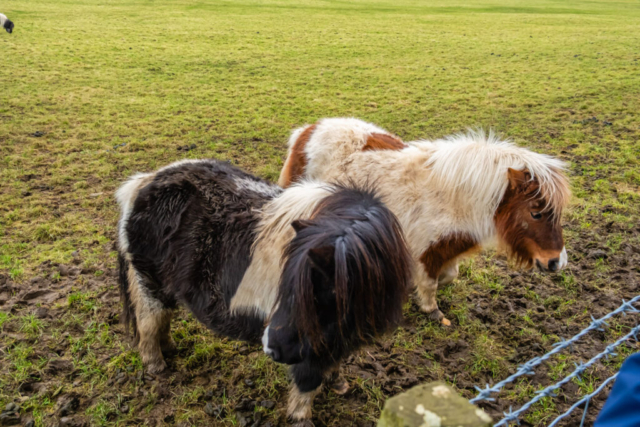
{"left": 262, "top": 326, "right": 282, "bottom": 362}
{"left": 535, "top": 247, "right": 567, "bottom": 273}
{"left": 265, "top": 347, "right": 281, "bottom": 362}
{"left": 536, "top": 258, "right": 558, "bottom": 272}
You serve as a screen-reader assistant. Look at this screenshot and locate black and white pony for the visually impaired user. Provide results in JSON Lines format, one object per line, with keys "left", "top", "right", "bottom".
{"left": 0, "top": 14, "right": 14, "bottom": 34}
{"left": 116, "top": 159, "right": 412, "bottom": 423}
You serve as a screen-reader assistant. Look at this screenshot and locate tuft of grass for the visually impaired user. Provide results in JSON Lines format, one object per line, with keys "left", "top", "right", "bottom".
{"left": 469, "top": 335, "right": 506, "bottom": 378}
{"left": 19, "top": 314, "right": 45, "bottom": 339}
{"left": 184, "top": 341, "right": 222, "bottom": 370}
{"left": 68, "top": 292, "right": 98, "bottom": 312}
{"left": 4, "top": 342, "right": 36, "bottom": 385}
{"left": 0, "top": 312, "right": 11, "bottom": 331}
{"left": 86, "top": 399, "right": 119, "bottom": 425}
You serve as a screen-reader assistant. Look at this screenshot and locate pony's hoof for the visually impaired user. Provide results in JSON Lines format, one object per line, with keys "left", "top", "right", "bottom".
{"left": 292, "top": 421, "right": 314, "bottom": 427}
{"left": 330, "top": 378, "right": 350, "bottom": 395}
{"left": 427, "top": 310, "right": 452, "bottom": 327}
{"left": 425, "top": 308, "right": 452, "bottom": 326}
{"left": 424, "top": 307, "right": 444, "bottom": 322}
{"left": 146, "top": 360, "right": 167, "bottom": 374}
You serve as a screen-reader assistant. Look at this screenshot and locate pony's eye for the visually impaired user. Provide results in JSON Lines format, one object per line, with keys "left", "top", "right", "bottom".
{"left": 531, "top": 212, "right": 542, "bottom": 220}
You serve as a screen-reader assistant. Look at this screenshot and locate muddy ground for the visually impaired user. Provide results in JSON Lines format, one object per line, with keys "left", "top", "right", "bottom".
{"left": 1, "top": 215, "right": 639, "bottom": 426}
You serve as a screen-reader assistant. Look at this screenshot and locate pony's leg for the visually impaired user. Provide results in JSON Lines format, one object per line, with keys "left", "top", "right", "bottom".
{"left": 414, "top": 263, "right": 451, "bottom": 326}
{"left": 159, "top": 310, "right": 177, "bottom": 354}
{"left": 437, "top": 263, "right": 459, "bottom": 288}
{"left": 288, "top": 383, "right": 321, "bottom": 423}
{"left": 288, "top": 363, "right": 323, "bottom": 423}
{"left": 326, "top": 364, "right": 349, "bottom": 395}
{"left": 128, "top": 266, "right": 171, "bottom": 373}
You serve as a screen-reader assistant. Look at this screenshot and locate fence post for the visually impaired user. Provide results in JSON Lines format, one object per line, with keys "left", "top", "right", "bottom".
{"left": 378, "top": 381, "right": 492, "bottom": 427}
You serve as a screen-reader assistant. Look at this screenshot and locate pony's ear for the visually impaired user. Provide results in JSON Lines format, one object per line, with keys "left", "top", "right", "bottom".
{"left": 291, "top": 219, "right": 314, "bottom": 233}
{"left": 308, "top": 245, "right": 335, "bottom": 276}
{"left": 507, "top": 168, "right": 532, "bottom": 190}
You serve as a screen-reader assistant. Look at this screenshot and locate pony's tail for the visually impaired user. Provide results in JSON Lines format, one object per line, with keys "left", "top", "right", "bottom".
{"left": 118, "top": 252, "right": 138, "bottom": 343}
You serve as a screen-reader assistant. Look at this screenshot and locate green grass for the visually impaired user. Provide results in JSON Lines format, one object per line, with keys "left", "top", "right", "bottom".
{"left": 18, "top": 314, "right": 46, "bottom": 339}
{"left": 1, "top": 0, "right": 640, "bottom": 425}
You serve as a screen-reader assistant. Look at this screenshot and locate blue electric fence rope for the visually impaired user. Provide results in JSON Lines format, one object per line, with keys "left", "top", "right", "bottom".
{"left": 470, "top": 296, "right": 640, "bottom": 426}
{"left": 494, "top": 323, "right": 640, "bottom": 426}
{"left": 547, "top": 373, "right": 618, "bottom": 427}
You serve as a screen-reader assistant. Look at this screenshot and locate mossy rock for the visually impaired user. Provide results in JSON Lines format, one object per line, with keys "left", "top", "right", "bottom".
{"left": 378, "top": 382, "right": 492, "bottom": 427}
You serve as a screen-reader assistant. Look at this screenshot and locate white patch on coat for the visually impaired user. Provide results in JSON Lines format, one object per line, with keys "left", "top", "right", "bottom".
{"left": 261, "top": 326, "right": 273, "bottom": 355}
{"left": 302, "top": 117, "right": 391, "bottom": 183}
{"left": 115, "top": 172, "right": 153, "bottom": 253}
{"left": 559, "top": 246, "right": 568, "bottom": 269}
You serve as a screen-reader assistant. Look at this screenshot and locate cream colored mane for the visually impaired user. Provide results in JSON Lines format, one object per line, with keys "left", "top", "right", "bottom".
{"left": 230, "top": 181, "right": 334, "bottom": 318}
{"left": 413, "top": 129, "right": 571, "bottom": 217}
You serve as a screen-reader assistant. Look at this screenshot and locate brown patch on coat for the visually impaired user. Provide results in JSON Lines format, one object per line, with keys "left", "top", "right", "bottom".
{"left": 420, "top": 233, "right": 478, "bottom": 279}
{"left": 278, "top": 124, "right": 317, "bottom": 188}
{"left": 494, "top": 168, "right": 564, "bottom": 269}
{"left": 362, "top": 133, "right": 406, "bottom": 151}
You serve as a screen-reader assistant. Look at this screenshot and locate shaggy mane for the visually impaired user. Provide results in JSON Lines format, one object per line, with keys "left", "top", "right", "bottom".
{"left": 252, "top": 181, "right": 334, "bottom": 254}
{"left": 421, "top": 129, "right": 571, "bottom": 220}
{"left": 276, "top": 184, "right": 411, "bottom": 351}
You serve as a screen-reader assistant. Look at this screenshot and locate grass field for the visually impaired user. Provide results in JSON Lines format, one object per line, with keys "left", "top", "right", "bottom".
{"left": 1, "top": 0, "right": 640, "bottom": 425}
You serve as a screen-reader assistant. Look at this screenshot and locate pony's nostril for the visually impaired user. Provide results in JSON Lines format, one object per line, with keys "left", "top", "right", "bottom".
{"left": 548, "top": 258, "right": 560, "bottom": 272}
{"left": 266, "top": 348, "right": 280, "bottom": 362}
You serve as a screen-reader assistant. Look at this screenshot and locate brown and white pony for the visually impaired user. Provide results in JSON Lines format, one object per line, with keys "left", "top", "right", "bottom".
{"left": 278, "top": 118, "right": 571, "bottom": 326}
{"left": 116, "top": 159, "right": 411, "bottom": 423}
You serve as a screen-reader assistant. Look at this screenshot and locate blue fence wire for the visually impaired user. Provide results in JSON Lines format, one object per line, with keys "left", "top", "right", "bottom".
{"left": 547, "top": 373, "right": 618, "bottom": 427}
{"left": 470, "top": 296, "right": 640, "bottom": 426}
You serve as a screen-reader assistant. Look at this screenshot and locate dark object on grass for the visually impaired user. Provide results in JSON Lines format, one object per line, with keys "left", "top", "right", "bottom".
{"left": 0, "top": 14, "right": 13, "bottom": 34}
{"left": 0, "top": 403, "right": 20, "bottom": 426}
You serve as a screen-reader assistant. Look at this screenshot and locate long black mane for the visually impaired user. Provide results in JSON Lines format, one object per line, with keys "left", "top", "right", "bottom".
{"left": 278, "top": 184, "right": 412, "bottom": 355}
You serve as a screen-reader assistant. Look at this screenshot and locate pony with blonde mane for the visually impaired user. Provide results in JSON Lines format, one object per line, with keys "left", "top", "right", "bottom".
{"left": 278, "top": 118, "right": 571, "bottom": 326}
